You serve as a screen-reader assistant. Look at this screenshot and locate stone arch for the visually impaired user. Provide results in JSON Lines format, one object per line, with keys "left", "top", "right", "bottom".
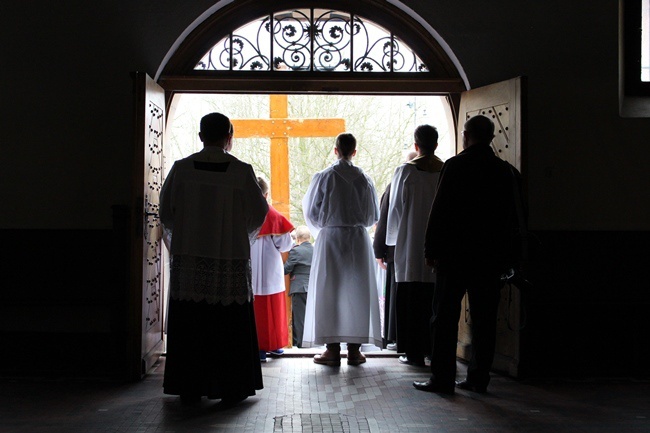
{"left": 157, "top": 0, "right": 467, "bottom": 95}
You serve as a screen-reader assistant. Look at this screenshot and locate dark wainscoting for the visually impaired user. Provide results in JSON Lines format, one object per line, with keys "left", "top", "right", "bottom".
{"left": 520, "top": 230, "right": 650, "bottom": 377}
{"left": 0, "top": 207, "right": 131, "bottom": 378}
{"left": 0, "top": 225, "right": 647, "bottom": 378}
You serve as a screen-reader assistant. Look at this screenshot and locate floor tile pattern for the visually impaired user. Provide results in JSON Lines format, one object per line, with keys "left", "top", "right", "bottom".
{"left": 1, "top": 355, "right": 648, "bottom": 432}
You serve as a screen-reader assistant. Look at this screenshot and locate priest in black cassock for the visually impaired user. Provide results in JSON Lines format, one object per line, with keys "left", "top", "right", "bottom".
{"left": 159, "top": 112, "right": 269, "bottom": 406}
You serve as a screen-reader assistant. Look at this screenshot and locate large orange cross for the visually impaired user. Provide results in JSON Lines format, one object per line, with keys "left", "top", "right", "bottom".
{"left": 231, "top": 95, "right": 345, "bottom": 219}
{"left": 231, "top": 94, "right": 345, "bottom": 348}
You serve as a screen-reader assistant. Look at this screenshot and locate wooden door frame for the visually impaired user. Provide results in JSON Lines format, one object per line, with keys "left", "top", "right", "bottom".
{"left": 159, "top": 74, "right": 465, "bottom": 95}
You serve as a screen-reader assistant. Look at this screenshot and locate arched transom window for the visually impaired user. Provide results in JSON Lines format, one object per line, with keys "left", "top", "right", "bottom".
{"left": 195, "top": 8, "right": 428, "bottom": 72}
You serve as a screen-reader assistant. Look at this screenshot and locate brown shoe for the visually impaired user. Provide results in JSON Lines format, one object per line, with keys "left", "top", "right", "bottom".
{"left": 347, "top": 349, "right": 367, "bottom": 366}
{"left": 313, "top": 349, "right": 341, "bottom": 366}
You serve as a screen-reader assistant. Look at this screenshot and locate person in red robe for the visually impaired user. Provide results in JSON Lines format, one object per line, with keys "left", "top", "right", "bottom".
{"left": 250, "top": 177, "right": 294, "bottom": 361}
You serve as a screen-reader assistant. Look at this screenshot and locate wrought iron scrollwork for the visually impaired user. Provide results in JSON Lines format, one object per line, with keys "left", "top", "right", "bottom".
{"left": 273, "top": 10, "right": 311, "bottom": 71}
{"left": 311, "top": 10, "right": 351, "bottom": 71}
{"left": 195, "top": 8, "right": 428, "bottom": 73}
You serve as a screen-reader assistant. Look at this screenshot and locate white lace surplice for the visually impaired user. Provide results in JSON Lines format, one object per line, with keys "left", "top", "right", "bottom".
{"left": 169, "top": 255, "right": 252, "bottom": 306}
{"left": 160, "top": 147, "right": 269, "bottom": 306}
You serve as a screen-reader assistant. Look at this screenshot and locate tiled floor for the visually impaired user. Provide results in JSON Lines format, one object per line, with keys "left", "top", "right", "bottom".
{"left": 1, "top": 353, "right": 648, "bottom": 433}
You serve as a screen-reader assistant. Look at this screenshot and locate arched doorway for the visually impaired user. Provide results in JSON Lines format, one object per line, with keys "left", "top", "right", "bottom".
{"left": 157, "top": 0, "right": 467, "bottom": 95}
{"left": 129, "top": 0, "right": 524, "bottom": 381}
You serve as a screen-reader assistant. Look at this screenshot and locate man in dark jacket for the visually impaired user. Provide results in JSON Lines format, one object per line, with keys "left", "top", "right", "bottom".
{"left": 284, "top": 225, "right": 313, "bottom": 348}
{"left": 414, "top": 115, "right": 522, "bottom": 394}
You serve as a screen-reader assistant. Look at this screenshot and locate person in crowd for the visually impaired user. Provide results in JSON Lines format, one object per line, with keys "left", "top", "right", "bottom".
{"left": 301, "top": 133, "right": 381, "bottom": 366}
{"left": 386, "top": 126, "right": 444, "bottom": 367}
{"left": 160, "top": 112, "right": 268, "bottom": 406}
{"left": 283, "top": 225, "right": 313, "bottom": 348}
{"left": 414, "top": 114, "right": 522, "bottom": 394}
{"left": 374, "top": 150, "right": 418, "bottom": 350}
{"left": 251, "top": 177, "right": 294, "bottom": 362}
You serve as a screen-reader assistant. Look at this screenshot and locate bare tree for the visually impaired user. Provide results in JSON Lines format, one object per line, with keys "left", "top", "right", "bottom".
{"left": 167, "top": 94, "right": 451, "bottom": 226}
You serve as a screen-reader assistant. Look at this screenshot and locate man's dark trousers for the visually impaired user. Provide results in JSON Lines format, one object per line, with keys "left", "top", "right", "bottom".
{"left": 429, "top": 267, "right": 502, "bottom": 389}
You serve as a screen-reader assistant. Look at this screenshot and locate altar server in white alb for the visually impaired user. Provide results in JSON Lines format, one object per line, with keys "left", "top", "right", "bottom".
{"left": 250, "top": 177, "right": 294, "bottom": 362}
{"left": 301, "top": 132, "right": 381, "bottom": 366}
{"left": 386, "top": 124, "right": 444, "bottom": 367}
{"left": 160, "top": 112, "right": 268, "bottom": 407}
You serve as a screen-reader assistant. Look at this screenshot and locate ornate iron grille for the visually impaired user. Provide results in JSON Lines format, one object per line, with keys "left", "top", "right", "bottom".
{"left": 195, "top": 8, "right": 428, "bottom": 72}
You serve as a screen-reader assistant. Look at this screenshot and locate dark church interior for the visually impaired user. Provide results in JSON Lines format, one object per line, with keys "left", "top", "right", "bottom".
{"left": 1, "top": 1, "right": 649, "bottom": 431}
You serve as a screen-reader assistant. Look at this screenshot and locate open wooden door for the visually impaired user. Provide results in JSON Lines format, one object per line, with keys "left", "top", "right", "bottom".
{"left": 455, "top": 76, "right": 526, "bottom": 378}
{"left": 128, "top": 72, "right": 166, "bottom": 380}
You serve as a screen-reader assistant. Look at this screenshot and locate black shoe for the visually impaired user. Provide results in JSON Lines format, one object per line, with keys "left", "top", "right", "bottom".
{"left": 412, "top": 379, "right": 455, "bottom": 394}
{"left": 398, "top": 356, "right": 425, "bottom": 367}
{"left": 455, "top": 380, "right": 487, "bottom": 393}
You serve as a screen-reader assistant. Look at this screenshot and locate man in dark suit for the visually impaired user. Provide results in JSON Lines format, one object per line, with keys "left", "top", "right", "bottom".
{"left": 414, "top": 115, "right": 522, "bottom": 394}
{"left": 284, "top": 225, "right": 313, "bottom": 348}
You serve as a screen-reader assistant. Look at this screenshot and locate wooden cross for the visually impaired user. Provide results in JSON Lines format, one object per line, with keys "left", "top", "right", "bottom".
{"left": 231, "top": 94, "right": 345, "bottom": 348}
{"left": 231, "top": 94, "right": 345, "bottom": 219}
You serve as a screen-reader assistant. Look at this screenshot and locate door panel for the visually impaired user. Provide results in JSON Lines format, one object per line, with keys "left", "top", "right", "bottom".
{"left": 129, "top": 72, "right": 165, "bottom": 379}
{"left": 456, "top": 76, "right": 525, "bottom": 378}
{"left": 457, "top": 77, "right": 523, "bottom": 169}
